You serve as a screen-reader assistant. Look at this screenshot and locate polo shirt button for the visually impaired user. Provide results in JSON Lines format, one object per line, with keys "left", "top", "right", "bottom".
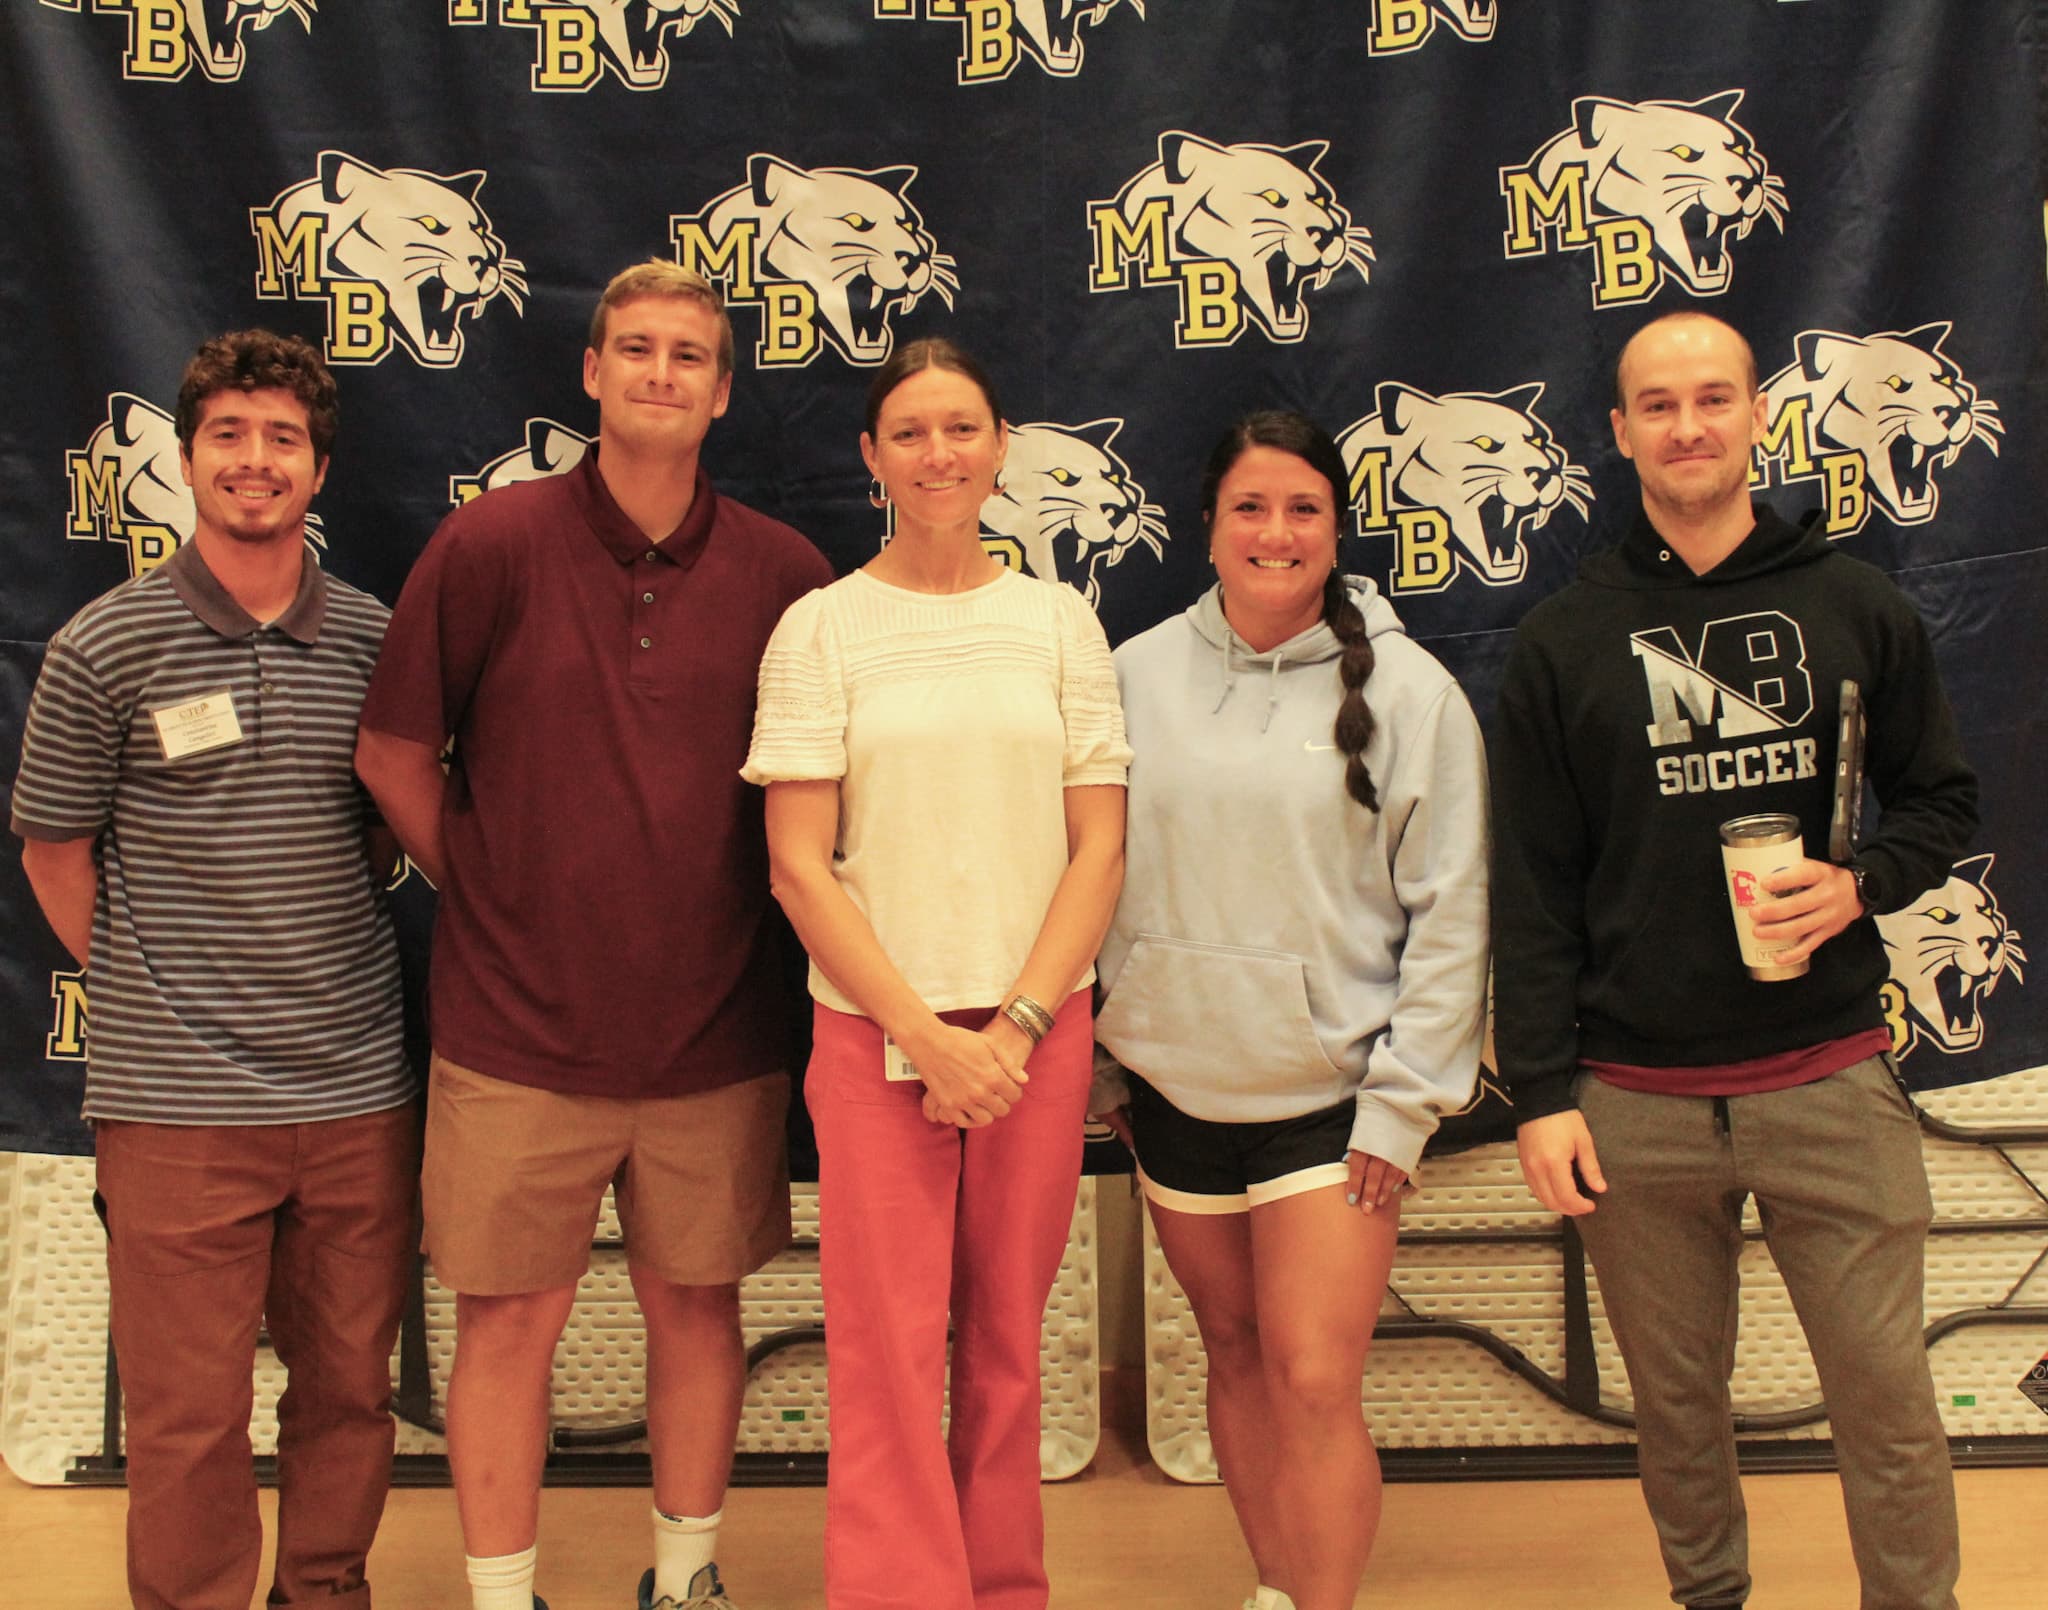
{"left": 261, "top": 681, "right": 274, "bottom": 694}
{"left": 642, "top": 591, "right": 655, "bottom": 604}
{"left": 1660, "top": 549, "right": 1672, "bottom": 562}
{"left": 644, "top": 551, "right": 659, "bottom": 562}
{"left": 640, "top": 636, "right": 652, "bottom": 649}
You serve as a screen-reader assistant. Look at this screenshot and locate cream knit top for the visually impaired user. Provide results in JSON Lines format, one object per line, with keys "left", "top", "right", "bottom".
{"left": 743, "top": 567, "right": 1131, "bottom": 1015}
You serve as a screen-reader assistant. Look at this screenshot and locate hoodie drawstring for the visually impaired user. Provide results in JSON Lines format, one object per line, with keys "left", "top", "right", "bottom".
{"left": 1212, "top": 629, "right": 1237, "bottom": 713}
{"left": 1210, "top": 632, "right": 1286, "bottom": 732}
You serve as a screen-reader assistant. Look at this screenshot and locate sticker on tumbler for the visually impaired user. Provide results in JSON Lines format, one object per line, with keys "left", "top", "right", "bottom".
{"left": 1718, "top": 813, "right": 1808, "bottom": 981}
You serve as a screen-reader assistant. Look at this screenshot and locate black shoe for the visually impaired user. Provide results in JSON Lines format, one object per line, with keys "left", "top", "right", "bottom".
{"left": 638, "top": 1562, "right": 736, "bottom": 1609}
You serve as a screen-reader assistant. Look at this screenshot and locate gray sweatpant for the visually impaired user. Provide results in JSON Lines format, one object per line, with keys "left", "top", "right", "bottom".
{"left": 1575, "top": 1055, "right": 1961, "bottom": 1610}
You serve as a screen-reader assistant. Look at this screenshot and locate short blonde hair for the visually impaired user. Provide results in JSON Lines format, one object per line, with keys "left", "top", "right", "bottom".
{"left": 588, "top": 260, "right": 734, "bottom": 377}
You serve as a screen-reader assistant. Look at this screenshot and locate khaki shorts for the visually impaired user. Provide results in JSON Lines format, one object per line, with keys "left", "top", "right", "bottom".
{"left": 421, "top": 1052, "right": 792, "bottom": 1295}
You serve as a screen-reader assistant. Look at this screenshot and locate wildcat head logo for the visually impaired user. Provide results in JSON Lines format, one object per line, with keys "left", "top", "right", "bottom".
{"left": 62, "top": 392, "right": 323, "bottom": 576}
{"left": 1366, "top": 0, "right": 1496, "bottom": 56}
{"left": 673, "top": 155, "right": 957, "bottom": 367}
{"left": 1088, "top": 131, "right": 1373, "bottom": 347}
{"left": 1501, "top": 90, "right": 1787, "bottom": 307}
{"left": 1878, "top": 855, "right": 2026, "bottom": 1057}
{"left": 872, "top": 0, "right": 1144, "bottom": 84}
{"left": 51, "top": 0, "right": 313, "bottom": 84}
{"left": 1752, "top": 324, "right": 2002, "bottom": 538}
{"left": 1338, "top": 381, "right": 1591, "bottom": 593}
{"left": 251, "top": 152, "right": 528, "bottom": 368}
{"left": 981, "top": 421, "right": 1165, "bottom": 603}
{"left": 449, "top": 418, "right": 593, "bottom": 505}
{"left": 449, "top": 0, "right": 738, "bottom": 92}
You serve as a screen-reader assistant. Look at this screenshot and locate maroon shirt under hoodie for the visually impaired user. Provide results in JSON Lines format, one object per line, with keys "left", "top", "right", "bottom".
{"left": 361, "top": 451, "right": 832, "bottom": 1097}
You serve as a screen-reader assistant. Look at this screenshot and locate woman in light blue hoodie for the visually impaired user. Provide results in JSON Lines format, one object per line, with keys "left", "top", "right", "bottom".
{"left": 1093, "top": 411, "right": 1488, "bottom": 1610}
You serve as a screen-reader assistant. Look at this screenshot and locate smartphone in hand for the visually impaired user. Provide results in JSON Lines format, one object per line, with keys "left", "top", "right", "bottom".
{"left": 1829, "top": 679, "right": 1865, "bottom": 863}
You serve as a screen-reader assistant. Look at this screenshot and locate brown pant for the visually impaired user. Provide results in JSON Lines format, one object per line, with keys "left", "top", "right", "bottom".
{"left": 96, "top": 1106, "right": 421, "bottom": 1610}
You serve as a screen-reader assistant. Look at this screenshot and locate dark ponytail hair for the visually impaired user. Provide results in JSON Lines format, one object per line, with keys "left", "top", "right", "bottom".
{"left": 1201, "top": 410, "right": 1379, "bottom": 812}
{"left": 863, "top": 336, "right": 1005, "bottom": 436}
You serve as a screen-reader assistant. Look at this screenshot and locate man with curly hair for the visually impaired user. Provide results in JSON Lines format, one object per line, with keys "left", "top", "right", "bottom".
{"left": 14, "top": 329, "right": 417, "bottom": 1610}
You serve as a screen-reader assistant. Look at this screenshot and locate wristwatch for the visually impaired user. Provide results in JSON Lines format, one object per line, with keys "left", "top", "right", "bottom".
{"left": 1849, "top": 861, "right": 1880, "bottom": 915}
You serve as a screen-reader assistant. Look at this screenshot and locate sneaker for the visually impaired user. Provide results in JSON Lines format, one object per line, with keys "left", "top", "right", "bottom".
{"left": 638, "top": 1562, "right": 737, "bottom": 1610}
{"left": 534, "top": 1599, "right": 549, "bottom": 1610}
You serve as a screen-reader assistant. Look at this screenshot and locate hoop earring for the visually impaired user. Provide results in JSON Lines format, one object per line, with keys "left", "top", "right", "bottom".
{"left": 868, "top": 477, "right": 889, "bottom": 510}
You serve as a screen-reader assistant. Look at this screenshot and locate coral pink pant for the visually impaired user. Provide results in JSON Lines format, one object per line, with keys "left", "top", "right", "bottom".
{"left": 807, "top": 994, "right": 1091, "bottom": 1610}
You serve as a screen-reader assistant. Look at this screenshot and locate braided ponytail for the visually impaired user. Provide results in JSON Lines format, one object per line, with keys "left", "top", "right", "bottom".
{"left": 1324, "top": 570, "right": 1379, "bottom": 812}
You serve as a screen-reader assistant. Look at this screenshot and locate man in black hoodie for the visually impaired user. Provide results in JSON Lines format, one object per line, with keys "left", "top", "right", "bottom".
{"left": 1491, "top": 313, "right": 1973, "bottom": 1610}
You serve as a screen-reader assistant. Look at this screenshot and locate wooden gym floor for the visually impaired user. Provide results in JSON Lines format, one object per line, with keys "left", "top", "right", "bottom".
{"left": 5, "top": 1420, "right": 2043, "bottom": 1609}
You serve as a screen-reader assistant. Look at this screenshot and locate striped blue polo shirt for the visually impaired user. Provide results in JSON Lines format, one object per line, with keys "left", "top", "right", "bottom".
{"left": 10, "top": 540, "right": 412, "bottom": 1124}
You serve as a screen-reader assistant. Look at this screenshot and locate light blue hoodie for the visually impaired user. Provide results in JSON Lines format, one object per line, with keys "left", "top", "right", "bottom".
{"left": 1093, "top": 577, "right": 1488, "bottom": 1176}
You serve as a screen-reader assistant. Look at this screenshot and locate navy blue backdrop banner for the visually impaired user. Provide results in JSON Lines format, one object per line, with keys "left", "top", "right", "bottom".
{"left": 2, "top": 1, "right": 2042, "bottom": 1156}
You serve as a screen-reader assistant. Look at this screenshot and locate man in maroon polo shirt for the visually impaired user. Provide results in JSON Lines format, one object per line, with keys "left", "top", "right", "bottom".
{"left": 355, "top": 262, "right": 831, "bottom": 1610}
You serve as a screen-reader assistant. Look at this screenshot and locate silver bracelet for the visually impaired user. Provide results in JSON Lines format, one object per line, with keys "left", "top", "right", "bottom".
{"left": 1003, "top": 993, "right": 1056, "bottom": 1043}
{"left": 1011, "top": 992, "right": 1057, "bottom": 1035}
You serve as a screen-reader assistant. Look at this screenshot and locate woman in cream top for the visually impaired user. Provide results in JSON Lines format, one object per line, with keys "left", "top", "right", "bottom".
{"left": 743, "top": 337, "right": 1128, "bottom": 1610}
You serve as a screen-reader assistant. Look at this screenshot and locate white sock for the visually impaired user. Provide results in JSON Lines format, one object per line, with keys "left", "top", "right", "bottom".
{"left": 1253, "top": 1588, "right": 1295, "bottom": 1610}
{"left": 466, "top": 1544, "right": 538, "bottom": 1610}
{"left": 653, "top": 1505, "right": 722, "bottom": 1601}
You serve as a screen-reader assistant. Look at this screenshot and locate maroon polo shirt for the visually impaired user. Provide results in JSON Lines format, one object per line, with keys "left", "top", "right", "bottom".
{"left": 361, "top": 450, "right": 832, "bottom": 1097}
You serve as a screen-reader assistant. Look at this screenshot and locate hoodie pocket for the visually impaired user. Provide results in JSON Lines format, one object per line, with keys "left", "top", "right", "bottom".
{"left": 1095, "top": 934, "right": 1339, "bottom": 1112}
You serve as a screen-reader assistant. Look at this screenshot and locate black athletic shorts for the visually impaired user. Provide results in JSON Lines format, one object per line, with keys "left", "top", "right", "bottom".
{"left": 1125, "top": 1073, "right": 1354, "bottom": 1214}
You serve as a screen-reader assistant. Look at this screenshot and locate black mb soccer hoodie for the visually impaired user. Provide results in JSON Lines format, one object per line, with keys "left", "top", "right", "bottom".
{"left": 1489, "top": 505, "right": 1977, "bottom": 1121}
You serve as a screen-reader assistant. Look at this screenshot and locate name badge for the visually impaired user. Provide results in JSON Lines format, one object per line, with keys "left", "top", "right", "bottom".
{"left": 882, "top": 1035, "right": 922, "bottom": 1083}
{"left": 150, "top": 690, "right": 245, "bottom": 762}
